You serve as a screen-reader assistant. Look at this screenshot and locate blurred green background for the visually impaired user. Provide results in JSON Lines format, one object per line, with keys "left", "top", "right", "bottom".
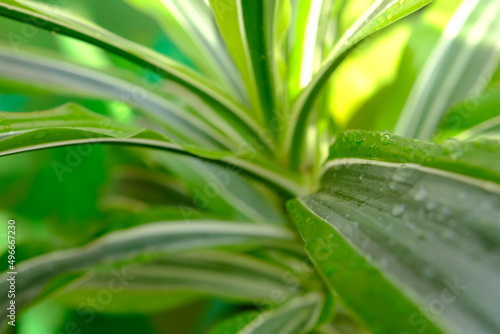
{"left": 0, "top": 0, "right": 475, "bottom": 333}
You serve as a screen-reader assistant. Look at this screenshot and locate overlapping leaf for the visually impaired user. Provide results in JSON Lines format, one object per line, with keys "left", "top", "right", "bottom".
{"left": 0, "top": 220, "right": 296, "bottom": 329}
{"left": 125, "top": 0, "right": 246, "bottom": 102}
{"left": 436, "top": 87, "right": 500, "bottom": 141}
{"left": 0, "top": 104, "right": 305, "bottom": 195}
{"left": 289, "top": 130, "right": 500, "bottom": 334}
{"left": 0, "top": 47, "right": 234, "bottom": 148}
{"left": 55, "top": 251, "right": 307, "bottom": 310}
{"left": 0, "top": 0, "right": 267, "bottom": 148}
{"left": 209, "top": 0, "right": 279, "bottom": 129}
{"left": 285, "top": 0, "right": 433, "bottom": 169}
{"left": 395, "top": 0, "right": 500, "bottom": 139}
{"left": 208, "top": 292, "right": 328, "bottom": 334}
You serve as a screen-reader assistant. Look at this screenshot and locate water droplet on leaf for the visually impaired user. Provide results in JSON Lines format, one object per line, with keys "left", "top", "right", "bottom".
{"left": 413, "top": 187, "right": 428, "bottom": 201}
{"left": 392, "top": 204, "right": 406, "bottom": 217}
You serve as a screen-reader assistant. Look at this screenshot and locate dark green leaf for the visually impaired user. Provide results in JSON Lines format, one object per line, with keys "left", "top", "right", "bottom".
{"left": 289, "top": 130, "right": 500, "bottom": 334}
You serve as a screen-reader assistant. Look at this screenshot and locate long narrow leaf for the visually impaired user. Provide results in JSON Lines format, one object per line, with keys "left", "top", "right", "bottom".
{"left": 287, "top": 0, "right": 325, "bottom": 98}
{"left": 0, "top": 0, "right": 268, "bottom": 148}
{"left": 395, "top": 0, "right": 500, "bottom": 139}
{"left": 209, "top": 0, "right": 278, "bottom": 128}
{"left": 285, "top": 0, "right": 433, "bottom": 169}
{"left": 125, "top": 0, "right": 246, "bottom": 102}
{"left": 57, "top": 251, "right": 305, "bottom": 307}
{"left": 209, "top": 292, "right": 327, "bottom": 334}
{"left": 0, "top": 47, "right": 238, "bottom": 149}
{"left": 0, "top": 104, "right": 306, "bottom": 195}
{"left": 0, "top": 220, "right": 296, "bottom": 329}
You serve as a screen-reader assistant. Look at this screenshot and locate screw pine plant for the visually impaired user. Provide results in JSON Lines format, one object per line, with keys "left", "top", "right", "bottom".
{"left": 0, "top": 0, "right": 499, "bottom": 333}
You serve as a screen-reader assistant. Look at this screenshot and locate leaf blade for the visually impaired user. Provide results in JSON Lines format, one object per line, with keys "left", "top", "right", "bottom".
{"left": 289, "top": 130, "right": 500, "bottom": 334}
{"left": 395, "top": 0, "right": 500, "bottom": 139}
{"left": 0, "top": 104, "right": 306, "bottom": 195}
{"left": 0, "top": 0, "right": 267, "bottom": 148}
{"left": 0, "top": 220, "right": 296, "bottom": 329}
{"left": 209, "top": 292, "right": 327, "bottom": 334}
{"left": 285, "top": 0, "right": 433, "bottom": 169}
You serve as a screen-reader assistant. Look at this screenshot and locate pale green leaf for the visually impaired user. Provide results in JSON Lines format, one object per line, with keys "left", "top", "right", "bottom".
{"left": 57, "top": 251, "right": 305, "bottom": 309}
{"left": 0, "top": 220, "right": 296, "bottom": 329}
{"left": 209, "top": 0, "right": 277, "bottom": 128}
{"left": 0, "top": 47, "right": 236, "bottom": 149}
{"left": 395, "top": 0, "right": 500, "bottom": 139}
{"left": 0, "top": 0, "right": 267, "bottom": 148}
{"left": 0, "top": 104, "right": 305, "bottom": 195}
{"left": 285, "top": 0, "right": 433, "bottom": 169}
{"left": 125, "top": 0, "right": 246, "bottom": 101}
{"left": 209, "top": 293, "right": 327, "bottom": 334}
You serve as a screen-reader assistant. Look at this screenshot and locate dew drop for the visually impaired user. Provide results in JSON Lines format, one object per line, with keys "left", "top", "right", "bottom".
{"left": 351, "top": 131, "right": 365, "bottom": 144}
{"left": 32, "top": 130, "right": 48, "bottom": 140}
{"left": 391, "top": 204, "right": 406, "bottom": 217}
{"left": 443, "top": 229, "right": 455, "bottom": 239}
{"left": 413, "top": 187, "right": 428, "bottom": 201}
{"left": 443, "top": 138, "right": 463, "bottom": 161}
{"left": 379, "top": 131, "right": 393, "bottom": 145}
{"left": 392, "top": 172, "right": 406, "bottom": 183}
{"left": 423, "top": 267, "right": 437, "bottom": 279}
{"left": 425, "top": 201, "right": 438, "bottom": 211}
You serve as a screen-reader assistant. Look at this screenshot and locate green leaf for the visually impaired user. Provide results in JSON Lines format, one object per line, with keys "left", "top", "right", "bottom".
{"left": 155, "top": 155, "right": 287, "bottom": 223}
{"left": 0, "top": 104, "right": 306, "bottom": 195}
{"left": 0, "top": 0, "right": 267, "bottom": 148}
{"left": 57, "top": 290, "right": 199, "bottom": 315}
{"left": 0, "top": 103, "right": 188, "bottom": 157}
{"left": 125, "top": 0, "right": 246, "bottom": 101}
{"left": 436, "top": 87, "right": 500, "bottom": 141}
{"left": 208, "top": 293, "right": 327, "bottom": 334}
{"left": 395, "top": 0, "right": 500, "bottom": 139}
{"left": 288, "top": 130, "right": 500, "bottom": 334}
{"left": 208, "top": 0, "right": 277, "bottom": 128}
{"left": 56, "top": 251, "right": 305, "bottom": 310}
{"left": 287, "top": 0, "right": 327, "bottom": 98}
{"left": 0, "top": 220, "right": 296, "bottom": 329}
{"left": 0, "top": 46, "right": 242, "bottom": 149}
{"left": 285, "top": 0, "right": 433, "bottom": 169}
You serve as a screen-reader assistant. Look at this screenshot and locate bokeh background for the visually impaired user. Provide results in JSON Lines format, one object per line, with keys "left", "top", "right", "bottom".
{"left": 0, "top": 0, "right": 483, "bottom": 333}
